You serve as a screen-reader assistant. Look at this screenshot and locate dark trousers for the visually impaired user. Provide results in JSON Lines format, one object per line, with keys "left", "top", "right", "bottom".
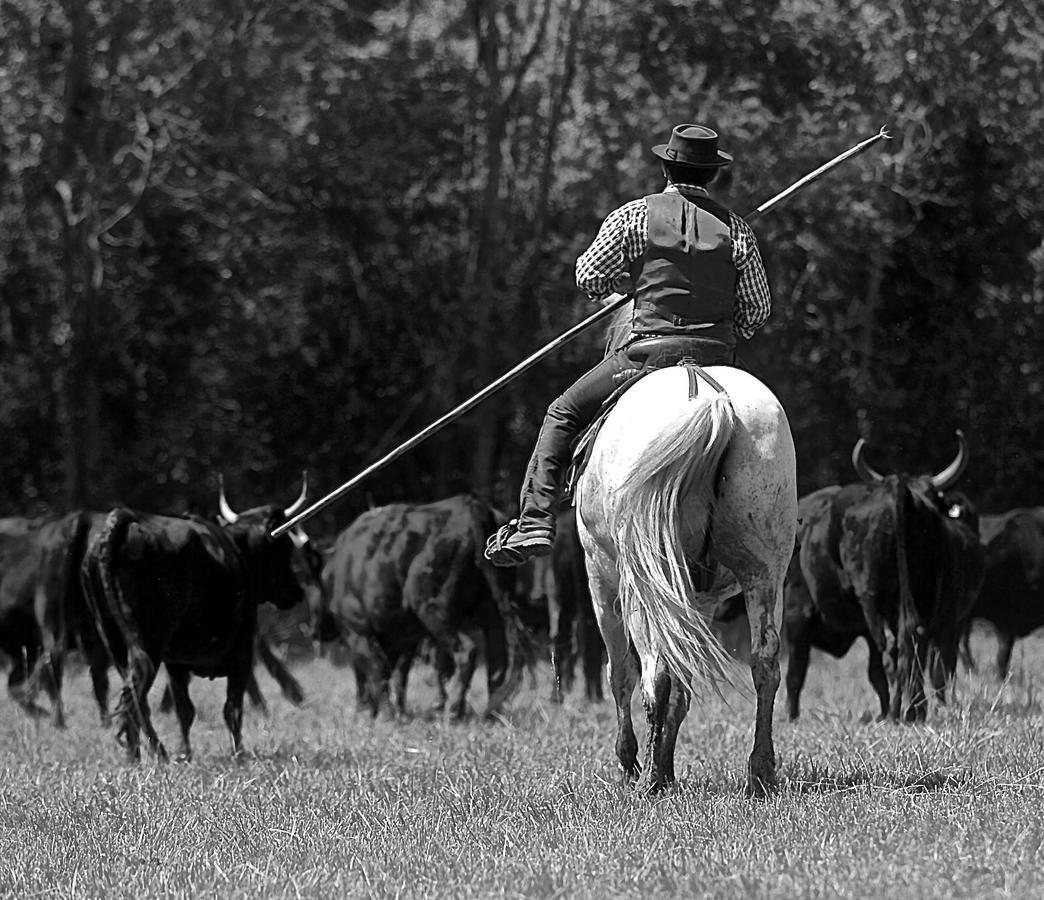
{"left": 516, "top": 335, "right": 735, "bottom": 529}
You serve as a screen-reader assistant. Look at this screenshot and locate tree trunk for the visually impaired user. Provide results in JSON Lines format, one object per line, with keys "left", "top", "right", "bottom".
{"left": 56, "top": 0, "right": 101, "bottom": 509}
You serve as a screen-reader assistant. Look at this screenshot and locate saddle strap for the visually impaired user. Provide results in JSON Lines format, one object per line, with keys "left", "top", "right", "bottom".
{"left": 680, "top": 361, "right": 726, "bottom": 398}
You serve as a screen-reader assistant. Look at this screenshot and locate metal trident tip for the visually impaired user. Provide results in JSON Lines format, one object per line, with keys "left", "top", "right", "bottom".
{"left": 878, "top": 125, "right": 892, "bottom": 140}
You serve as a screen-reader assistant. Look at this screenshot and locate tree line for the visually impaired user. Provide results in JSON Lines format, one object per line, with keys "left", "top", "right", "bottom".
{"left": 1, "top": 0, "right": 1042, "bottom": 537}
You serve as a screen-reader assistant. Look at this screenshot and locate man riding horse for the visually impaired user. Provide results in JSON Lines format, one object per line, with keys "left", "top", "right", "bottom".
{"left": 486, "top": 123, "right": 773, "bottom": 566}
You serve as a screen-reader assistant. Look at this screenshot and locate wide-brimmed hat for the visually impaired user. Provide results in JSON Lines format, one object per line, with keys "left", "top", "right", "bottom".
{"left": 651, "top": 124, "right": 733, "bottom": 168}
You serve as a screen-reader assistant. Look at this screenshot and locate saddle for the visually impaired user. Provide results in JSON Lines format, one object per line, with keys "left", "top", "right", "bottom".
{"left": 562, "top": 356, "right": 728, "bottom": 503}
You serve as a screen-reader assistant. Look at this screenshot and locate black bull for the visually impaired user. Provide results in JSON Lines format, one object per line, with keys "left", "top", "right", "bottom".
{"left": 0, "top": 511, "right": 110, "bottom": 726}
{"left": 317, "top": 494, "right": 524, "bottom": 719}
{"left": 80, "top": 486, "right": 307, "bottom": 761}
{"left": 784, "top": 432, "right": 984, "bottom": 722}
{"left": 966, "top": 507, "right": 1044, "bottom": 677}
{"left": 1, "top": 511, "right": 306, "bottom": 728}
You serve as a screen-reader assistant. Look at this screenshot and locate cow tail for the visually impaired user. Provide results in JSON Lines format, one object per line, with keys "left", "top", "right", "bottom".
{"left": 615, "top": 388, "right": 737, "bottom": 692}
{"left": 893, "top": 479, "right": 921, "bottom": 711}
{"left": 81, "top": 508, "right": 135, "bottom": 676}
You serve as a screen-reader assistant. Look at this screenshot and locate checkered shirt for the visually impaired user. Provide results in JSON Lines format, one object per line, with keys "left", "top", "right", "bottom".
{"left": 575, "top": 184, "right": 772, "bottom": 340}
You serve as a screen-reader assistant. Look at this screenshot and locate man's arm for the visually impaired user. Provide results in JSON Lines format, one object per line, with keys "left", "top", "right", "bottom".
{"left": 575, "top": 199, "right": 646, "bottom": 302}
{"left": 730, "top": 215, "right": 772, "bottom": 339}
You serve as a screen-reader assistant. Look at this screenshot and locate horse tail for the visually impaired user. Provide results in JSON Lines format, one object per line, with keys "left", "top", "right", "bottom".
{"left": 615, "top": 384, "right": 737, "bottom": 690}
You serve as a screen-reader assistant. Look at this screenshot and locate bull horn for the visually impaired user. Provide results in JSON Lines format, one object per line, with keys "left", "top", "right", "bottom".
{"left": 929, "top": 429, "right": 969, "bottom": 491}
{"left": 218, "top": 475, "right": 239, "bottom": 524}
{"left": 851, "top": 438, "right": 885, "bottom": 483}
{"left": 283, "top": 470, "right": 309, "bottom": 518}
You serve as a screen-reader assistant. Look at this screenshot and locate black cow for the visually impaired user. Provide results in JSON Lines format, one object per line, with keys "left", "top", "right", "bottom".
{"left": 0, "top": 512, "right": 110, "bottom": 725}
{"left": 784, "top": 432, "right": 984, "bottom": 722}
{"left": 317, "top": 494, "right": 525, "bottom": 720}
{"left": 155, "top": 534, "right": 325, "bottom": 715}
{"left": 0, "top": 516, "right": 54, "bottom": 718}
{"left": 80, "top": 479, "right": 308, "bottom": 761}
{"left": 965, "top": 507, "right": 1044, "bottom": 677}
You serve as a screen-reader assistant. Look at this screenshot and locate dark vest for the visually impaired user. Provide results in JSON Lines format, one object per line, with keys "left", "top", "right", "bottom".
{"left": 629, "top": 191, "right": 737, "bottom": 349}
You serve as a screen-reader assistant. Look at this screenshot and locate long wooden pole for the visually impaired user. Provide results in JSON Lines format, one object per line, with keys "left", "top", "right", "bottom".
{"left": 272, "top": 126, "right": 891, "bottom": 537}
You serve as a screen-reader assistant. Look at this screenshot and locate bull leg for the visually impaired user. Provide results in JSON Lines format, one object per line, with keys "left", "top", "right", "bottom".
{"left": 351, "top": 661, "right": 366, "bottom": 704}
{"left": 348, "top": 637, "right": 369, "bottom": 708}
{"left": 256, "top": 638, "right": 305, "bottom": 707}
{"left": 42, "top": 651, "right": 66, "bottom": 729}
{"left": 245, "top": 671, "right": 269, "bottom": 715}
{"left": 549, "top": 592, "right": 576, "bottom": 703}
{"left": 431, "top": 646, "right": 455, "bottom": 712}
{"left": 996, "top": 633, "right": 1015, "bottom": 679}
{"left": 927, "top": 645, "right": 948, "bottom": 707}
{"left": 445, "top": 634, "right": 478, "bottom": 721}
{"left": 479, "top": 597, "right": 514, "bottom": 720}
{"left": 222, "top": 670, "right": 248, "bottom": 758}
{"left": 165, "top": 665, "right": 196, "bottom": 761}
{"left": 744, "top": 582, "right": 782, "bottom": 798}
{"left": 353, "top": 636, "right": 391, "bottom": 718}
{"left": 8, "top": 650, "right": 48, "bottom": 720}
{"left": 783, "top": 619, "right": 812, "bottom": 721}
{"left": 413, "top": 606, "right": 477, "bottom": 721}
{"left": 579, "top": 607, "right": 605, "bottom": 702}
{"left": 89, "top": 658, "right": 111, "bottom": 726}
{"left": 30, "top": 633, "right": 67, "bottom": 729}
{"left": 864, "top": 635, "right": 890, "bottom": 720}
{"left": 390, "top": 645, "right": 417, "bottom": 716}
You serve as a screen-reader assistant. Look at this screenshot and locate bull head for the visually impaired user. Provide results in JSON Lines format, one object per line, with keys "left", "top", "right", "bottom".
{"left": 851, "top": 430, "right": 969, "bottom": 490}
{"left": 218, "top": 471, "right": 309, "bottom": 526}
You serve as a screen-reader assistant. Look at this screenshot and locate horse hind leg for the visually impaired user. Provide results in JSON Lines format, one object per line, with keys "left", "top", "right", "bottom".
{"left": 588, "top": 566, "right": 639, "bottom": 783}
{"left": 742, "top": 580, "right": 783, "bottom": 798}
{"left": 714, "top": 544, "right": 788, "bottom": 794}
{"left": 637, "top": 657, "right": 690, "bottom": 795}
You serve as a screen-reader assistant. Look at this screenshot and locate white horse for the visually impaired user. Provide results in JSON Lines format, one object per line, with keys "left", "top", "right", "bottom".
{"left": 575, "top": 362, "right": 797, "bottom": 796}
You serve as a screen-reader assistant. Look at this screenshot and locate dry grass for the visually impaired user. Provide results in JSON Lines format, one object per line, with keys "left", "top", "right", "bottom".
{"left": 1, "top": 628, "right": 1043, "bottom": 899}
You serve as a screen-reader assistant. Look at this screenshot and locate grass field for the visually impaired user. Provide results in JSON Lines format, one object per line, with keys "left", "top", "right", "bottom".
{"left": 1, "top": 627, "right": 1043, "bottom": 899}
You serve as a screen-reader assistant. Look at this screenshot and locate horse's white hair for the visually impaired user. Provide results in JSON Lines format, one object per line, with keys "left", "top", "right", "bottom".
{"left": 612, "top": 382, "right": 737, "bottom": 691}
